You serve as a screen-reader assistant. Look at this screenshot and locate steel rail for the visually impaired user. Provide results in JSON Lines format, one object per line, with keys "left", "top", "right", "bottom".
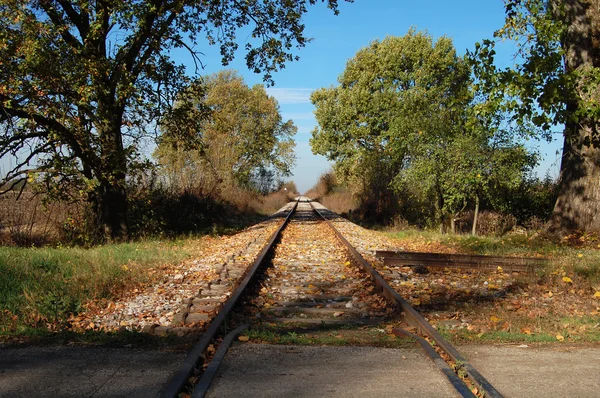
{"left": 377, "top": 250, "right": 546, "bottom": 273}
{"left": 160, "top": 200, "right": 299, "bottom": 398}
{"left": 309, "top": 200, "right": 503, "bottom": 398}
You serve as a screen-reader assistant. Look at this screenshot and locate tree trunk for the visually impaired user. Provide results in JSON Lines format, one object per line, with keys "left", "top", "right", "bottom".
{"left": 472, "top": 194, "right": 479, "bottom": 236}
{"left": 95, "top": 112, "right": 129, "bottom": 241}
{"left": 94, "top": 179, "right": 129, "bottom": 241}
{"left": 435, "top": 190, "right": 445, "bottom": 233}
{"left": 550, "top": 0, "right": 600, "bottom": 234}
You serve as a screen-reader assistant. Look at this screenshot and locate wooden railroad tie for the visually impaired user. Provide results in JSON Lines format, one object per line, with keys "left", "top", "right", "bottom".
{"left": 375, "top": 250, "right": 547, "bottom": 273}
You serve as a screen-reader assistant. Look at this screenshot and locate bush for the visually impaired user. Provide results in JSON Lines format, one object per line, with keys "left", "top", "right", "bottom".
{"left": 474, "top": 211, "right": 517, "bottom": 236}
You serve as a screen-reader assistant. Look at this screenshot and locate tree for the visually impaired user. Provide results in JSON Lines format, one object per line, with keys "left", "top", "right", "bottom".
{"left": 471, "top": 0, "right": 600, "bottom": 234}
{"left": 0, "top": 0, "right": 347, "bottom": 241}
{"left": 311, "top": 31, "right": 472, "bottom": 224}
{"left": 155, "top": 70, "right": 296, "bottom": 196}
{"left": 311, "top": 30, "right": 536, "bottom": 230}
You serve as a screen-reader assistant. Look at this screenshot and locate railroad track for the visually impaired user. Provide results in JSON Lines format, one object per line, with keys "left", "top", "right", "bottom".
{"left": 161, "top": 198, "right": 504, "bottom": 398}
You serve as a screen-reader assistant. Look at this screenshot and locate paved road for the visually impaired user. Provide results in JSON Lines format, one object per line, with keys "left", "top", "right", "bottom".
{"left": 2, "top": 343, "right": 599, "bottom": 397}
{"left": 207, "top": 343, "right": 600, "bottom": 398}
{"left": 206, "top": 344, "right": 458, "bottom": 398}
{"left": 0, "top": 345, "right": 185, "bottom": 398}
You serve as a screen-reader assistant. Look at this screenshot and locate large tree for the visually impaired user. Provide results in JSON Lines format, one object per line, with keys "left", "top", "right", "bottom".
{"left": 0, "top": 0, "right": 346, "bottom": 240}
{"left": 311, "top": 31, "right": 472, "bottom": 221}
{"left": 471, "top": 0, "right": 600, "bottom": 234}
{"left": 155, "top": 70, "right": 296, "bottom": 195}
{"left": 311, "top": 30, "right": 535, "bottom": 229}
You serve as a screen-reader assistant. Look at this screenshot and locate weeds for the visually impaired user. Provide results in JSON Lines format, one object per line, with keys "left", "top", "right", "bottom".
{"left": 0, "top": 238, "right": 203, "bottom": 333}
{"left": 385, "top": 229, "right": 600, "bottom": 283}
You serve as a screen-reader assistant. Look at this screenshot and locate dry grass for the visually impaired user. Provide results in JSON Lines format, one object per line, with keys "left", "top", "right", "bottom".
{"left": 0, "top": 192, "right": 71, "bottom": 246}
{"left": 320, "top": 190, "right": 357, "bottom": 215}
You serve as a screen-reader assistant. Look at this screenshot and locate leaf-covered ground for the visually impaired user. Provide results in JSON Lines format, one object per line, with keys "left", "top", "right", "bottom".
{"left": 328, "top": 213, "right": 600, "bottom": 344}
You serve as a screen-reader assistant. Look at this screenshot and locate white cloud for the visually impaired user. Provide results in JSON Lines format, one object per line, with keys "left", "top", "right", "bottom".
{"left": 266, "top": 88, "right": 314, "bottom": 104}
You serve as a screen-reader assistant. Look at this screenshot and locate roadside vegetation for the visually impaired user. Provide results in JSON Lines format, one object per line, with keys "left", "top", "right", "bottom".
{"left": 3, "top": 1, "right": 600, "bottom": 346}
{"left": 0, "top": 238, "right": 207, "bottom": 336}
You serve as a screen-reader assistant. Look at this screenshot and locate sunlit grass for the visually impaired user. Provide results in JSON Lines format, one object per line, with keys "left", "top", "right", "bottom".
{"left": 0, "top": 238, "right": 205, "bottom": 334}
{"left": 385, "top": 229, "right": 600, "bottom": 283}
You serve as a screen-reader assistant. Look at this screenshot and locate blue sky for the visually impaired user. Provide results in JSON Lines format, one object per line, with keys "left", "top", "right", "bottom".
{"left": 177, "top": 1, "right": 564, "bottom": 192}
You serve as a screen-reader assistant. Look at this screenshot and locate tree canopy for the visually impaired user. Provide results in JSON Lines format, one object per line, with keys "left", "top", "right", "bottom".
{"left": 0, "top": 0, "right": 347, "bottom": 240}
{"left": 471, "top": 0, "right": 600, "bottom": 233}
{"left": 311, "top": 30, "right": 536, "bottom": 229}
{"left": 156, "top": 70, "right": 296, "bottom": 196}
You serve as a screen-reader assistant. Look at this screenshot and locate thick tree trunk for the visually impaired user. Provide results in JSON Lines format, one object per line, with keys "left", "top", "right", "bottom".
{"left": 95, "top": 179, "right": 129, "bottom": 241}
{"left": 550, "top": 124, "right": 600, "bottom": 233}
{"left": 472, "top": 194, "right": 479, "bottom": 236}
{"left": 95, "top": 111, "right": 129, "bottom": 241}
{"left": 550, "top": 0, "right": 600, "bottom": 233}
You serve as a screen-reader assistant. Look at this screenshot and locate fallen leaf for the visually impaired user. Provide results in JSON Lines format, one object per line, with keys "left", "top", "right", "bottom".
{"left": 521, "top": 327, "right": 533, "bottom": 335}
{"left": 490, "top": 315, "right": 502, "bottom": 323}
{"left": 594, "top": 292, "right": 600, "bottom": 298}
{"left": 577, "top": 253, "right": 583, "bottom": 258}
{"left": 238, "top": 335, "right": 250, "bottom": 342}
{"left": 562, "top": 277, "right": 573, "bottom": 283}
{"left": 556, "top": 334, "right": 565, "bottom": 341}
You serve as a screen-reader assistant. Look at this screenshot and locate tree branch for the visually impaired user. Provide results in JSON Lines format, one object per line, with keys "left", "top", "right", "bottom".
{"left": 38, "top": 0, "right": 83, "bottom": 49}
{"left": 55, "top": 0, "right": 90, "bottom": 39}
{"left": 0, "top": 101, "right": 100, "bottom": 170}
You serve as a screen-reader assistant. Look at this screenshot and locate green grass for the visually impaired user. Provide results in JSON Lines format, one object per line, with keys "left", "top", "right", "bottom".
{"left": 386, "top": 229, "right": 600, "bottom": 283}
{"left": 0, "top": 238, "right": 204, "bottom": 334}
{"left": 243, "top": 324, "right": 416, "bottom": 348}
{"left": 437, "top": 315, "right": 600, "bottom": 345}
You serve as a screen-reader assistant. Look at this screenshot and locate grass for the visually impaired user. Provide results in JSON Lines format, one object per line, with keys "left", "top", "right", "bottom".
{"left": 386, "top": 229, "right": 600, "bottom": 283}
{"left": 242, "top": 323, "right": 416, "bottom": 348}
{"left": 0, "top": 238, "right": 205, "bottom": 335}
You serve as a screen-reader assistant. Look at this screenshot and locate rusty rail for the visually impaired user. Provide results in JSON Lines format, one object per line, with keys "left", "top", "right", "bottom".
{"left": 160, "top": 200, "right": 299, "bottom": 398}
{"left": 377, "top": 250, "right": 546, "bottom": 273}
{"left": 309, "top": 201, "right": 503, "bottom": 398}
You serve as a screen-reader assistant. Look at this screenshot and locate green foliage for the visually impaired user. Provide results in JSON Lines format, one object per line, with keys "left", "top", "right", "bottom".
{"left": 0, "top": 0, "right": 345, "bottom": 238}
{"left": 470, "top": 1, "right": 600, "bottom": 233}
{"left": 156, "top": 70, "right": 296, "bottom": 195}
{"left": 311, "top": 30, "right": 536, "bottom": 228}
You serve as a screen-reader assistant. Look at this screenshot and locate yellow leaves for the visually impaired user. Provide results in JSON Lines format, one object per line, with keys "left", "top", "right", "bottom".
{"left": 593, "top": 291, "right": 600, "bottom": 299}
{"left": 490, "top": 315, "right": 502, "bottom": 323}
{"left": 521, "top": 327, "right": 533, "bottom": 335}
{"left": 496, "top": 266, "right": 503, "bottom": 273}
{"left": 556, "top": 334, "right": 565, "bottom": 341}
{"left": 122, "top": 264, "right": 129, "bottom": 271}
{"left": 577, "top": 253, "right": 583, "bottom": 258}
{"left": 343, "top": 261, "right": 351, "bottom": 267}
{"left": 562, "top": 276, "right": 573, "bottom": 283}
{"left": 238, "top": 335, "right": 250, "bottom": 342}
